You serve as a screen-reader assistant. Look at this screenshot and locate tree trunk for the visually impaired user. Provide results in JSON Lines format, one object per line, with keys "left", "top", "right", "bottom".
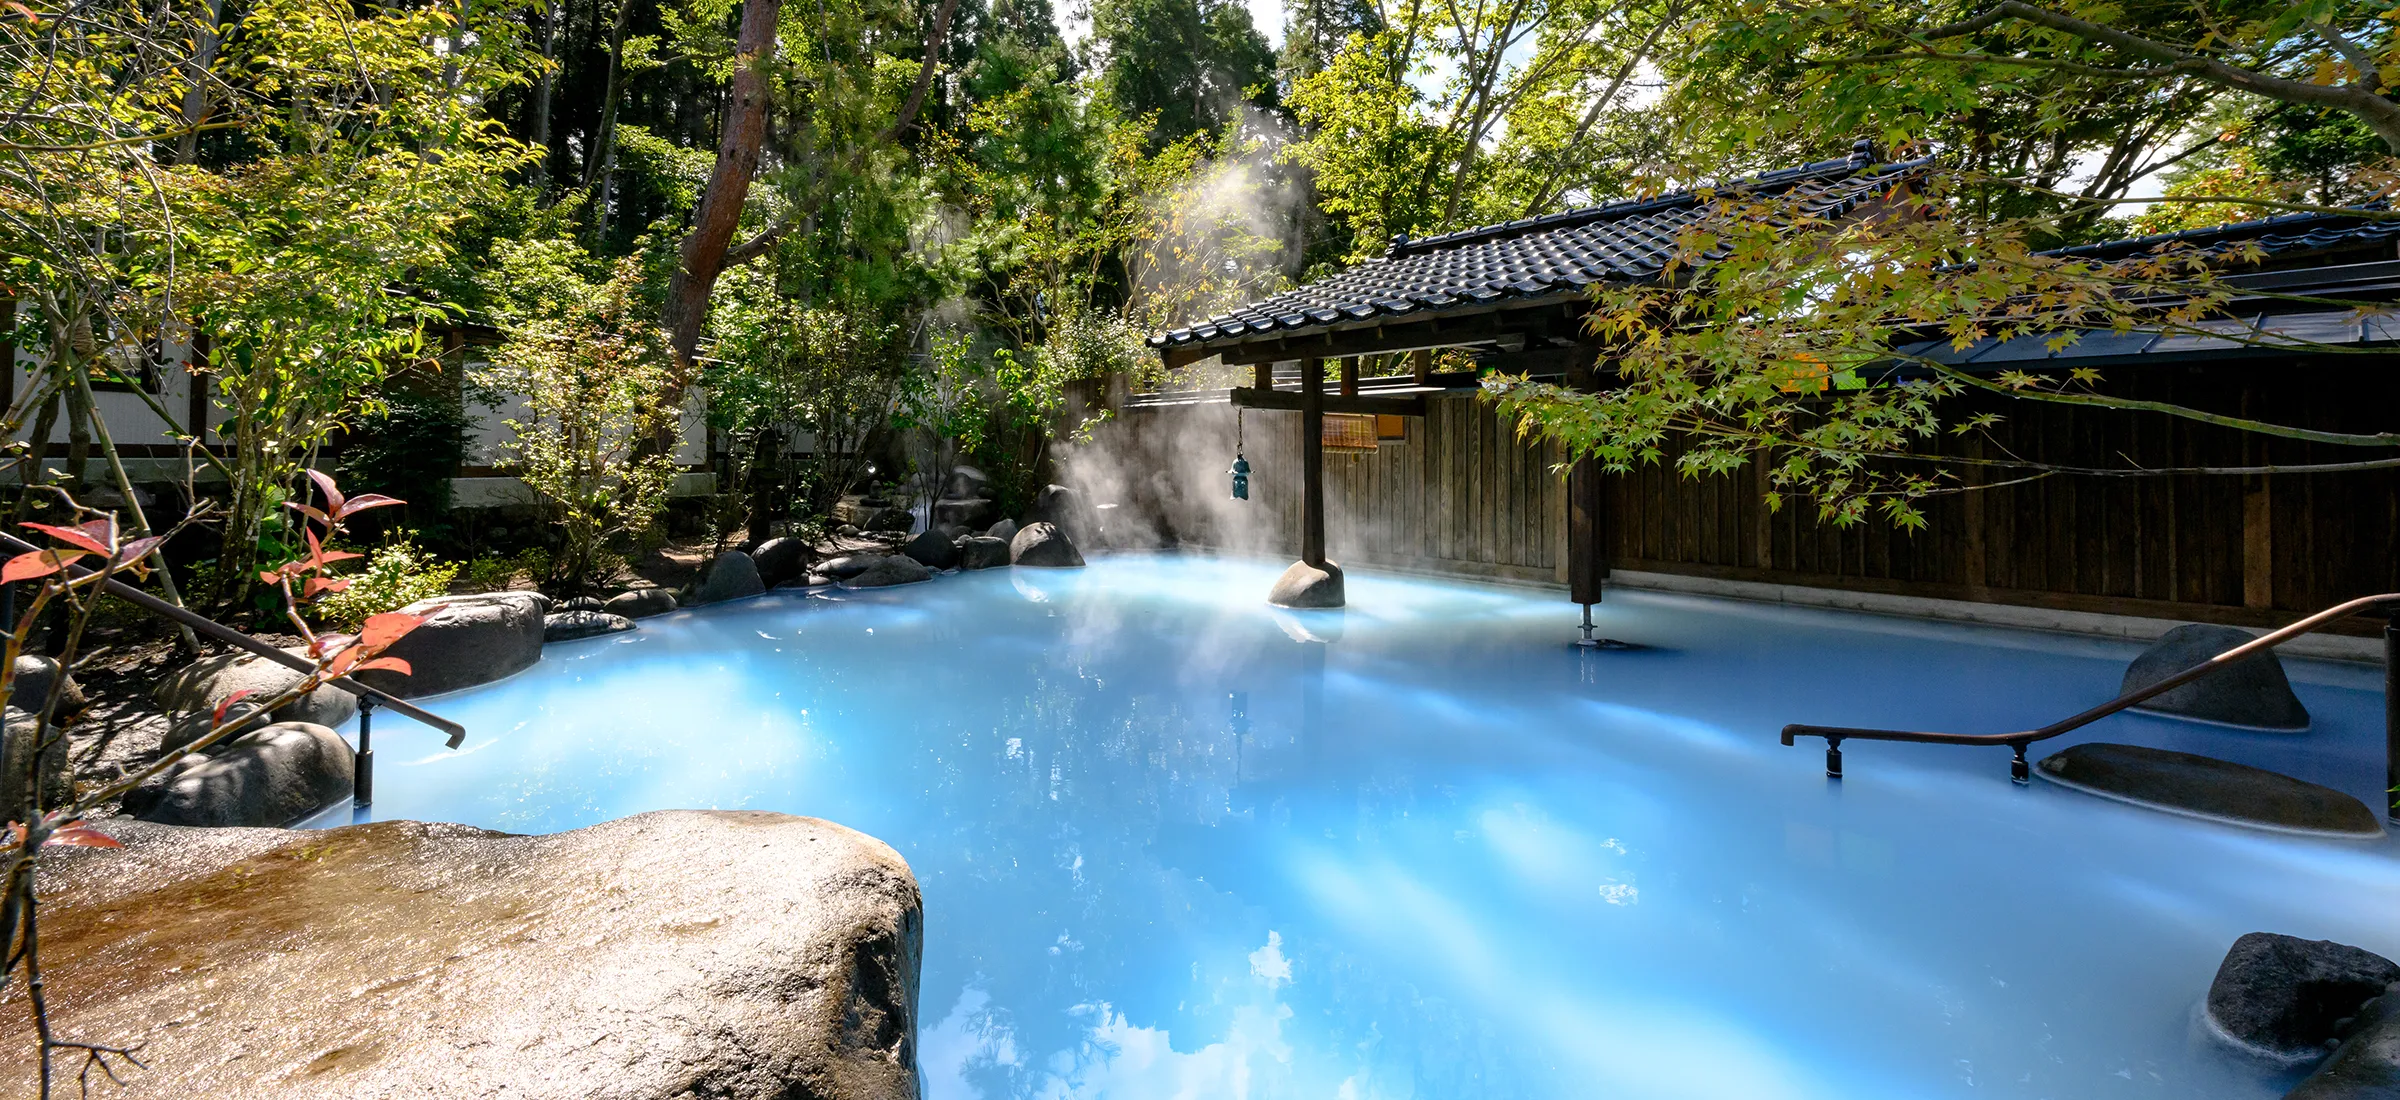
{"left": 661, "top": 0, "right": 781, "bottom": 382}
{"left": 530, "top": 0, "right": 563, "bottom": 187}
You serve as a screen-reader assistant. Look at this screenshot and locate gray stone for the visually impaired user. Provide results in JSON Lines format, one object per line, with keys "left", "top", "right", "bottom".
{"left": 1269, "top": 560, "right": 1345, "bottom": 608}
{"left": 545, "top": 610, "right": 634, "bottom": 643}
{"left": 821, "top": 554, "right": 880, "bottom": 580}
{"left": 2035, "top": 742, "right": 2382, "bottom": 838}
{"left": 753, "top": 536, "right": 814, "bottom": 588}
{"left": 1009, "top": 522, "right": 1084, "bottom": 568}
{"left": 945, "top": 464, "right": 991, "bottom": 500}
{"left": 958, "top": 536, "right": 1011, "bottom": 570}
{"left": 0, "top": 707, "right": 67, "bottom": 822}
{"left": 355, "top": 592, "right": 547, "bottom": 699}
{"left": 2290, "top": 991, "right": 2400, "bottom": 1098}
{"left": 13, "top": 811, "right": 923, "bottom": 1100}
{"left": 865, "top": 507, "right": 915, "bottom": 534}
{"left": 2123, "top": 623, "right": 2310, "bottom": 731}
{"left": 901, "top": 529, "right": 959, "bottom": 570}
{"left": 985, "top": 518, "right": 1018, "bottom": 545}
{"left": 556, "top": 596, "right": 604, "bottom": 613}
{"left": 603, "top": 587, "right": 677, "bottom": 619}
{"left": 846, "top": 555, "right": 933, "bottom": 589}
{"left": 695, "top": 551, "right": 766, "bottom": 604}
{"left": 136, "top": 721, "right": 354, "bottom": 828}
{"left": 153, "top": 648, "right": 358, "bottom": 731}
{"left": 932, "top": 497, "right": 995, "bottom": 531}
{"left": 7, "top": 655, "right": 83, "bottom": 715}
{"left": 1033, "top": 483, "right": 1097, "bottom": 544}
{"left": 2205, "top": 932, "right": 2400, "bottom": 1064}
{"left": 118, "top": 753, "right": 209, "bottom": 819}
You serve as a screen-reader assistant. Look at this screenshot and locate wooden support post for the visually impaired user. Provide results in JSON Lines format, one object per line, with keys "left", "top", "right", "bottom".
{"left": 1301, "top": 357, "right": 1326, "bottom": 567}
{"left": 1568, "top": 455, "right": 1609, "bottom": 605}
{"left": 1339, "top": 356, "right": 1359, "bottom": 396}
{"left": 2241, "top": 392, "right": 2273, "bottom": 610}
{"left": 1411, "top": 348, "right": 1432, "bottom": 385}
{"left": 1253, "top": 360, "right": 1275, "bottom": 392}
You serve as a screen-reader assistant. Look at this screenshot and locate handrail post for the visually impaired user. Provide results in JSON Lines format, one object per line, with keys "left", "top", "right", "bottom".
{"left": 2386, "top": 612, "right": 2396, "bottom": 824}
{"left": 355, "top": 695, "right": 375, "bottom": 808}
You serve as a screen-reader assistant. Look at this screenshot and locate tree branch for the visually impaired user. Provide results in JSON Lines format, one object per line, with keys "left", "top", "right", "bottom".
{"left": 876, "top": 0, "right": 961, "bottom": 144}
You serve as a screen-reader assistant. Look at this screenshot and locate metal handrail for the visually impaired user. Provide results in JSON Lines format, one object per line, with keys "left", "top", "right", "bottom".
{"left": 0, "top": 531, "right": 466, "bottom": 748}
{"left": 1781, "top": 593, "right": 2400, "bottom": 813}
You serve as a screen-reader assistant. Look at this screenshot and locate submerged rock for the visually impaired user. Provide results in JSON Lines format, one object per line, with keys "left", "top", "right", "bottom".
{"left": 1268, "top": 560, "right": 1345, "bottom": 608}
{"left": 545, "top": 610, "right": 634, "bottom": 643}
{"left": 695, "top": 551, "right": 767, "bottom": 604}
{"left": 901, "top": 529, "right": 959, "bottom": 570}
{"left": 356, "top": 592, "right": 547, "bottom": 699}
{"left": 1009, "top": 522, "right": 1084, "bottom": 568}
{"left": 12, "top": 810, "right": 923, "bottom": 1099}
{"left": 2123, "top": 623, "right": 2309, "bottom": 731}
{"left": 604, "top": 587, "right": 677, "bottom": 619}
{"left": 957, "top": 536, "right": 1010, "bottom": 570}
{"left": 134, "top": 721, "right": 354, "bottom": 828}
{"left": 2290, "top": 990, "right": 2400, "bottom": 1099}
{"left": 154, "top": 648, "right": 357, "bottom": 731}
{"left": 2206, "top": 933, "right": 2400, "bottom": 1064}
{"left": 846, "top": 555, "right": 933, "bottom": 589}
{"left": 2035, "top": 743, "right": 2381, "bottom": 838}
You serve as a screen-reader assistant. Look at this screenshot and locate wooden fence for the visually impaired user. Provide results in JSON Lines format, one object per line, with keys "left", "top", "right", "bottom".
{"left": 1093, "top": 358, "right": 2399, "bottom": 631}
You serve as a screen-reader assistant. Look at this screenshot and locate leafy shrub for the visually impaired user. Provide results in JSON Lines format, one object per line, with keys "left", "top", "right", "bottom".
{"left": 459, "top": 547, "right": 550, "bottom": 593}
{"left": 315, "top": 541, "right": 458, "bottom": 628}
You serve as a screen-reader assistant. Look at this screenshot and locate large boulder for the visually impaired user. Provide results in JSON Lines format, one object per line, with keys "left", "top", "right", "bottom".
{"left": 2123, "top": 623, "right": 2309, "bottom": 731}
{"left": 865, "top": 507, "right": 915, "bottom": 535}
{"left": 752, "top": 536, "right": 814, "bottom": 588}
{"left": 153, "top": 648, "right": 358, "bottom": 731}
{"left": 957, "top": 536, "right": 1010, "bottom": 571}
{"left": 2290, "top": 990, "right": 2400, "bottom": 1099}
{"left": 1269, "top": 560, "right": 1346, "bottom": 608}
{"left": 820, "top": 554, "right": 881, "bottom": 580}
{"left": 545, "top": 611, "right": 634, "bottom": 643}
{"left": 10, "top": 811, "right": 923, "bottom": 1100}
{"left": 1033, "top": 483, "right": 1098, "bottom": 544}
{"left": 1009, "top": 522, "right": 1084, "bottom": 568}
{"left": 134, "top": 721, "right": 354, "bottom": 828}
{"left": 355, "top": 592, "right": 546, "bottom": 699}
{"left": 984, "top": 518, "right": 1018, "bottom": 546}
{"left": 603, "top": 587, "right": 677, "bottom": 619}
{"left": 932, "top": 497, "right": 995, "bottom": 531}
{"left": 2206, "top": 932, "right": 2400, "bottom": 1063}
{"left": 695, "top": 551, "right": 766, "bottom": 604}
{"left": 901, "top": 529, "right": 959, "bottom": 570}
{"left": 7, "top": 655, "right": 83, "bottom": 715}
{"left": 944, "top": 464, "right": 991, "bottom": 500}
{"left": 0, "top": 707, "right": 67, "bottom": 823}
{"left": 846, "top": 555, "right": 933, "bottom": 589}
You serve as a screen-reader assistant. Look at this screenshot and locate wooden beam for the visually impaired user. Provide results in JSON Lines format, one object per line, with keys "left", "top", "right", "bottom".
{"left": 1411, "top": 348, "right": 1432, "bottom": 385}
{"left": 1339, "top": 356, "right": 1359, "bottom": 396}
{"left": 1229, "top": 387, "right": 1426, "bottom": 417}
{"left": 1210, "top": 305, "right": 1582, "bottom": 365}
{"left": 1301, "top": 358, "right": 1326, "bottom": 567}
{"left": 1253, "top": 359, "right": 1274, "bottom": 391}
{"left": 1160, "top": 345, "right": 1210, "bottom": 372}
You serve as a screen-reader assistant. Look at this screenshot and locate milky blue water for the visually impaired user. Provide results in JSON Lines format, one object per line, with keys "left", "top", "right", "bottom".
{"left": 335, "top": 552, "right": 2397, "bottom": 1100}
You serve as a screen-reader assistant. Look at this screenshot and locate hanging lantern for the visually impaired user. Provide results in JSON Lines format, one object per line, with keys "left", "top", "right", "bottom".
{"left": 1230, "top": 453, "right": 1250, "bottom": 500}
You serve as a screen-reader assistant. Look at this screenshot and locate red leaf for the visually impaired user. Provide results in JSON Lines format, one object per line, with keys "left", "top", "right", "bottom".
{"left": 1, "top": 548, "right": 81, "bottom": 583}
{"left": 73, "top": 517, "right": 117, "bottom": 551}
{"left": 318, "top": 550, "right": 363, "bottom": 565}
{"left": 6, "top": 2, "right": 43, "bottom": 23}
{"left": 352, "top": 656, "right": 412, "bottom": 676}
{"left": 285, "top": 501, "right": 329, "bottom": 526}
{"left": 113, "top": 535, "right": 164, "bottom": 566}
{"left": 47, "top": 822, "right": 121, "bottom": 849}
{"left": 311, "top": 633, "right": 355, "bottom": 659}
{"left": 22, "top": 521, "right": 109, "bottom": 555}
{"left": 335, "top": 493, "right": 405, "bottom": 519}
{"left": 213, "top": 688, "right": 255, "bottom": 726}
{"left": 303, "top": 576, "right": 350, "bottom": 598}
{"left": 304, "top": 468, "right": 345, "bottom": 519}
{"left": 325, "top": 646, "right": 361, "bottom": 676}
{"left": 358, "top": 612, "right": 424, "bottom": 651}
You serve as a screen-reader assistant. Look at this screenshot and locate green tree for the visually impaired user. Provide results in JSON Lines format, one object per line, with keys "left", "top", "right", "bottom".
{"left": 1090, "top": 0, "right": 1279, "bottom": 149}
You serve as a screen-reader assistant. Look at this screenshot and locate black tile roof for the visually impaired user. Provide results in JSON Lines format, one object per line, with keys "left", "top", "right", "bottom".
{"left": 2042, "top": 209, "right": 2400, "bottom": 264}
{"left": 1150, "top": 141, "right": 1930, "bottom": 351}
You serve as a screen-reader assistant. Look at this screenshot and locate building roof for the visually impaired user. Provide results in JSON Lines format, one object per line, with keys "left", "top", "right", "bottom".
{"left": 1149, "top": 141, "right": 1930, "bottom": 353}
{"left": 2043, "top": 209, "right": 2400, "bottom": 265}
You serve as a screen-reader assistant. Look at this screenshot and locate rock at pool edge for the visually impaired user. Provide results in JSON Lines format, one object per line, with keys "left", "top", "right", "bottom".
{"left": 2205, "top": 932, "right": 2400, "bottom": 1064}
{"left": 14, "top": 810, "right": 923, "bottom": 1100}
{"left": 1268, "top": 560, "right": 1345, "bottom": 608}
{"left": 2121, "top": 623, "right": 2310, "bottom": 731}
{"left": 2035, "top": 742, "right": 2382, "bottom": 838}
